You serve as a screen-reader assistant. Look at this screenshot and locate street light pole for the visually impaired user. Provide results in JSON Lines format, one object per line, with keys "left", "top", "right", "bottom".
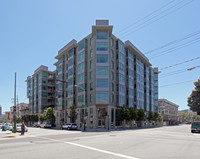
{"left": 13, "top": 72, "right": 16, "bottom": 133}
{"left": 75, "top": 85, "right": 86, "bottom": 131}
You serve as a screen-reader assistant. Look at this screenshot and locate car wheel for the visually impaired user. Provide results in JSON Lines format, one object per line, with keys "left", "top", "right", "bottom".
{"left": 191, "top": 130, "right": 195, "bottom": 133}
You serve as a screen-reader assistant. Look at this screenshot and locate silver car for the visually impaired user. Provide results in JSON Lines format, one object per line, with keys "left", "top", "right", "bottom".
{"left": 62, "top": 123, "right": 78, "bottom": 130}
{"left": 16, "top": 123, "right": 28, "bottom": 132}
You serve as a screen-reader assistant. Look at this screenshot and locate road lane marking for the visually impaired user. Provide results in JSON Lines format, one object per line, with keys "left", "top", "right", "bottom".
{"left": 65, "top": 141, "right": 139, "bottom": 159}
{"left": 33, "top": 136, "right": 139, "bottom": 159}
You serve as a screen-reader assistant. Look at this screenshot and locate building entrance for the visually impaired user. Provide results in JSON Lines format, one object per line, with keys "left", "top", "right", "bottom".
{"left": 97, "top": 108, "right": 106, "bottom": 128}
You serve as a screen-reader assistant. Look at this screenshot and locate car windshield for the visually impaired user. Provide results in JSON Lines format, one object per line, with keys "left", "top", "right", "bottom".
{"left": 192, "top": 122, "right": 200, "bottom": 126}
{"left": 72, "top": 124, "right": 77, "bottom": 126}
{"left": 17, "top": 124, "right": 21, "bottom": 127}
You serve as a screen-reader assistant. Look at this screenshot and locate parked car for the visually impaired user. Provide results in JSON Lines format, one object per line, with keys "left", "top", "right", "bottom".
{"left": 33, "top": 122, "right": 41, "bottom": 128}
{"left": 8, "top": 123, "right": 13, "bottom": 131}
{"left": 16, "top": 123, "right": 28, "bottom": 132}
{"left": 191, "top": 121, "right": 200, "bottom": 133}
{"left": 0, "top": 123, "right": 3, "bottom": 129}
{"left": 62, "top": 123, "right": 78, "bottom": 130}
{"left": 40, "top": 122, "right": 52, "bottom": 128}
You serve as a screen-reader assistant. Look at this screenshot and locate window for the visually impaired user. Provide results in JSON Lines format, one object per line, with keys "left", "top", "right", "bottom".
{"left": 119, "top": 85, "right": 125, "bottom": 93}
{"left": 90, "top": 72, "right": 93, "bottom": 80}
{"left": 97, "top": 31, "right": 108, "bottom": 39}
{"left": 67, "top": 98, "right": 73, "bottom": 106}
{"left": 129, "top": 78, "right": 133, "bottom": 86}
{"left": 111, "top": 50, "right": 114, "bottom": 58}
{"left": 90, "top": 50, "right": 93, "bottom": 58}
{"left": 90, "top": 60, "right": 93, "bottom": 69}
{"left": 111, "top": 95, "right": 114, "bottom": 103}
{"left": 96, "top": 54, "right": 108, "bottom": 63}
{"left": 129, "top": 88, "right": 133, "bottom": 96}
{"left": 96, "top": 42, "right": 108, "bottom": 51}
{"left": 119, "top": 95, "right": 125, "bottom": 104}
{"left": 78, "top": 95, "right": 84, "bottom": 103}
{"left": 96, "top": 92, "right": 108, "bottom": 101}
{"left": 68, "top": 49, "right": 73, "bottom": 59}
{"left": 78, "top": 52, "right": 85, "bottom": 62}
{"left": 78, "top": 62, "right": 85, "bottom": 72}
{"left": 111, "top": 83, "right": 114, "bottom": 92}
{"left": 129, "top": 69, "right": 133, "bottom": 77}
{"left": 90, "top": 94, "right": 93, "bottom": 102}
{"left": 129, "top": 59, "right": 133, "bottom": 69}
{"left": 111, "top": 72, "right": 114, "bottom": 80}
{"left": 119, "top": 63, "right": 125, "bottom": 72}
{"left": 68, "top": 68, "right": 73, "bottom": 76}
{"left": 96, "top": 79, "right": 108, "bottom": 88}
{"left": 96, "top": 67, "right": 108, "bottom": 75}
{"left": 78, "top": 73, "right": 84, "bottom": 82}
{"left": 78, "top": 40, "right": 84, "bottom": 51}
{"left": 90, "top": 38, "right": 93, "bottom": 46}
{"left": 118, "top": 41, "right": 124, "bottom": 52}
{"left": 119, "top": 52, "right": 125, "bottom": 62}
{"left": 68, "top": 58, "right": 73, "bottom": 67}
{"left": 119, "top": 74, "right": 125, "bottom": 83}
{"left": 111, "top": 38, "right": 114, "bottom": 47}
{"left": 68, "top": 87, "right": 73, "bottom": 96}
{"left": 78, "top": 84, "right": 85, "bottom": 92}
{"left": 68, "top": 78, "right": 73, "bottom": 86}
{"left": 90, "top": 82, "right": 93, "bottom": 91}
{"left": 111, "top": 61, "right": 114, "bottom": 69}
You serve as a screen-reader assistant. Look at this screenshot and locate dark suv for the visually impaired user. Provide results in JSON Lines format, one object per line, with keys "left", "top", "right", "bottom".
{"left": 191, "top": 121, "right": 200, "bottom": 133}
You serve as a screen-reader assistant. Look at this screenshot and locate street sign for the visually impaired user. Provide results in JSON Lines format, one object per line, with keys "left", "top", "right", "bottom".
{"left": 82, "top": 104, "right": 88, "bottom": 107}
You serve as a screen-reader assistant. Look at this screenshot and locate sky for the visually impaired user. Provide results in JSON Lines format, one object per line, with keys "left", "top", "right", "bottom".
{"left": 0, "top": 0, "right": 200, "bottom": 113}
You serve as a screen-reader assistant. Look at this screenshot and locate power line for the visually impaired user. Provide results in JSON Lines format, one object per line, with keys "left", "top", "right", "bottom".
{"left": 159, "top": 68, "right": 188, "bottom": 78}
{"left": 120, "top": 0, "right": 194, "bottom": 38}
{"left": 149, "top": 37, "right": 200, "bottom": 58}
{"left": 160, "top": 56, "right": 200, "bottom": 70}
{"left": 160, "top": 79, "right": 195, "bottom": 87}
{"left": 144, "top": 30, "right": 200, "bottom": 55}
{"left": 116, "top": 0, "right": 175, "bottom": 35}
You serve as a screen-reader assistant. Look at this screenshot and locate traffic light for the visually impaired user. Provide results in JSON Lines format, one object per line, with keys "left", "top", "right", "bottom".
{"left": 105, "top": 111, "right": 107, "bottom": 116}
{"left": 13, "top": 106, "right": 16, "bottom": 112}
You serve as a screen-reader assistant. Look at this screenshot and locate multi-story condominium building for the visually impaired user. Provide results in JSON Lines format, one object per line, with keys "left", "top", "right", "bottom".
{"left": 10, "top": 103, "right": 29, "bottom": 119}
{"left": 158, "top": 98, "right": 179, "bottom": 125}
{"left": 53, "top": 20, "right": 159, "bottom": 129}
{"left": 26, "top": 65, "right": 56, "bottom": 115}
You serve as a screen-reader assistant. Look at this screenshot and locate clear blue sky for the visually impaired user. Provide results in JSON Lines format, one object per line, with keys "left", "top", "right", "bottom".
{"left": 0, "top": 0, "right": 200, "bottom": 112}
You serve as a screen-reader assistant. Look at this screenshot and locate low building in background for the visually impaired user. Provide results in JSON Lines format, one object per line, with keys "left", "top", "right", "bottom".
{"left": 158, "top": 98, "right": 179, "bottom": 125}
{"left": 10, "top": 103, "right": 29, "bottom": 120}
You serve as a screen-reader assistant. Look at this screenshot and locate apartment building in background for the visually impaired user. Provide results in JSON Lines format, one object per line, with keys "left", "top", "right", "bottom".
{"left": 158, "top": 98, "right": 179, "bottom": 125}
{"left": 53, "top": 20, "right": 159, "bottom": 128}
{"left": 26, "top": 65, "right": 56, "bottom": 115}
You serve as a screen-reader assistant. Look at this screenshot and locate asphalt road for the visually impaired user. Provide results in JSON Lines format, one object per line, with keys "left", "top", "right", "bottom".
{"left": 0, "top": 125, "right": 199, "bottom": 159}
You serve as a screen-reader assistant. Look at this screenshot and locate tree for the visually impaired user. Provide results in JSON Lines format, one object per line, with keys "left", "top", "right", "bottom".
{"left": 39, "top": 114, "right": 45, "bottom": 123}
{"left": 45, "top": 107, "right": 56, "bottom": 124}
{"left": 118, "top": 105, "right": 126, "bottom": 121}
{"left": 124, "top": 107, "right": 130, "bottom": 121}
{"left": 153, "top": 112, "right": 159, "bottom": 122}
{"left": 129, "top": 107, "right": 137, "bottom": 121}
{"left": 147, "top": 111, "right": 154, "bottom": 122}
{"left": 68, "top": 105, "right": 78, "bottom": 123}
{"left": 188, "top": 79, "right": 200, "bottom": 115}
{"left": 137, "top": 108, "right": 145, "bottom": 121}
{"left": 16, "top": 117, "right": 22, "bottom": 123}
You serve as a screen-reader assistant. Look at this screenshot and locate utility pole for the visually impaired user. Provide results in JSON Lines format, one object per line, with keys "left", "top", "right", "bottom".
{"left": 13, "top": 72, "right": 17, "bottom": 133}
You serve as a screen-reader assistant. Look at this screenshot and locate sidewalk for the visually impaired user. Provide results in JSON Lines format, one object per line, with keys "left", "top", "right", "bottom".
{"left": 0, "top": 130, "right": 21, "bottom": 138}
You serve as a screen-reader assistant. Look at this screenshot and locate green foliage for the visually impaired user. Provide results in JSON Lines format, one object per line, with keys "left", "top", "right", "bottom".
{"left": 188, "top": 79, "right": 200, "bottom": 115}
{"left": 129, "top": 107, "right": 137, "bottom": 121}
{"left": 137, "top": 108, "right": 145, "bottom": 121}
{"left": 178, "top": 111, "right": 200, "bottom": 122}
{"left": 158, "top": 114, "right": 163, "bottom": 123}
{"left": 147, "top": 111, "right": 154, "bottom": 122}
{"left": 45, "top": 107, "right": 56, "bottom": 124}
{"left": 124, "top": 107, "right": 130, "bottom": 121}
{"left": 153, "top": 112, "right": 159, "bottom": 121}
{"left": 68, "top": 105, "right": 78, "bottom": 123}
{"left": 39, "top": 114, "right": 45, "bottom": 123}
{"left": 118, "top": 105, "right": 126, "bottom": 121}
{"left": 16, "top": 117, "right": 22, "bottom": 123}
